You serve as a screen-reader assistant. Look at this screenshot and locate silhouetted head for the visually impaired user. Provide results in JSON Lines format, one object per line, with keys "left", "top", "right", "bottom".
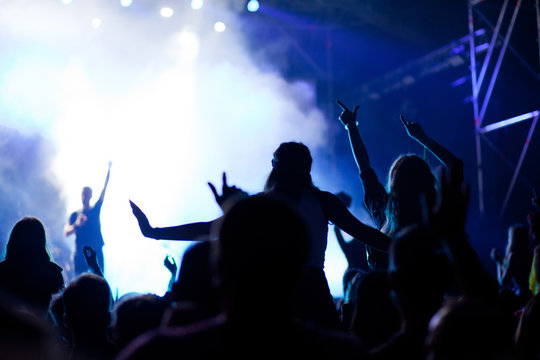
{"left": 385, "top": 154, "right": 436, "bottom": 235}
{"left": 5, "top": 217, "right": 50, "bottom": 263}
{"left": 111, "top": 293, "right": 169, "bottom": 349}
{"left": 217, "top": 194, "right": 309, "bottom": 310}
{"left": 81, "top": 186, "right": 92, "bottom": 208}
{"left": 514, "top": 294, "right": 540, "bottom": 359}
{"left": 388, "top": 224, "right": 453, "bottom": 322}
{"left": 426, "top": 298, "right": 514, "bottom": 360}
{"left": 62, "top": 273, "right": 112, "bottom": 334}
{"left": 264, "top": 142, "right": 314, "bottom": 195}
{"left": 527, "top": 210, "right": 540, "bottom": 247}
{"left": 506, "top": 223, "right": 529, "bottom": 255}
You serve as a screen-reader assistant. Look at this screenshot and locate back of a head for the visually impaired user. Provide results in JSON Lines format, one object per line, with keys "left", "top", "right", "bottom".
{"left": 111, "top": 293, "right": 168, "bottom": 349}
{"left": 218, "top": 194, "right": 309, "bottom": 297}
{"left": 351, "top": 270, "right": 400, "bottom": 348}
{"left": 386, "top": 155, "right": 436, "bottom": 232}
{"left": 5, "top": 217, "right": 49, "bottom": 264}
{"left": 426, "top": 298, "right": 514, "bottom": 360}
{"left": 527, "top": 210, "right": 540, "bottom": 246}
{"left": 63, "top": 273, "right": 112, "bottom": 331}
{"left": 389, "top": 224, "right": 453, "bottom": 313}
{"left": 508, "top": 223, "right": 530, "bottom": 255}
{"left": 265, "top": 142, "right": 313, "bottom": 194}
{"left": 514, "top": 295, "right": 540, "bottom": 359}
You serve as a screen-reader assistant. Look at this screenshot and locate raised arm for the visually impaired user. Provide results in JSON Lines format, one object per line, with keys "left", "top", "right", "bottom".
{"left": 320, "top": 191, "right": 391, "bottom": 252}
{"left": 97, "top": 161, "right": 112, "bottom": 204}
{"left": 336, "top": 100, "right": 387, "bottom": 229}
{"left": 400, "top": 115, "right": 463, "bottom": 183}
{"left": 337, "top": 100, "right": 371, "bottom": 172}
{"left": 129, "top": 200, "right": 217, "bottom": 241}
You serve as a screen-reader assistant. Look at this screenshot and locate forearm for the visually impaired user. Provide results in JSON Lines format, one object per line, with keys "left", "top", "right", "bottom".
{"left": 64, "top": 224, "right": 76, "bottom": 236}
{"left": 150, "top": 221, "right": 215, "bottom": 240}
{"left": 417, "top": 136, "right": 462, "bottom": 169}
{"left": 346, "top": 124, "right": 371, "bottom": 173}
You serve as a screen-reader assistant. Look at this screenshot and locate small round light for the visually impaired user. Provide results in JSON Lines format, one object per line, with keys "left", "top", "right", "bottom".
{"left": 91, "top": 18, "right": 102, "bottom": 28}
{"left": 120, "top": 0, "right": 133, "bottom": 7}
{"left": 160, "top": 7, "right": 174, "bottom": 18}
{"left": 214, "top": 21, "right": 226, "bottom": 33}
{"left": 247, "top": 0, "right": 259, "bottom": 12}
{"left": 191, "top": 0, "right": 203, "bottom": 10}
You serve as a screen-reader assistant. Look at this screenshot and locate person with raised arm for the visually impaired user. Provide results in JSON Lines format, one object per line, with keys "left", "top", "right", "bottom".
{"left": 130, "top": 142, "right": 391, "bottom": 327}
{"left": 65, "top": 161, "right": 112, "bottom": 276}
{"left": 336, "top": 100, "right": 463, "bottom": 270}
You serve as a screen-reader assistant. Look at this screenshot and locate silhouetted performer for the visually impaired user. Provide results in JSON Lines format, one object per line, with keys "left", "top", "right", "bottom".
{"left": 65, "top": 162, "right": 111, "bottom": 276}
{"left": 0, "top": 217, "right": 64, "bottom": 317}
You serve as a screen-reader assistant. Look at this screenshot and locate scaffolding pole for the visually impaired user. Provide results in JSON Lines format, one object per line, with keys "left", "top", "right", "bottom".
{"left": 468, "top": 0, "right": 538, "bottom": 216}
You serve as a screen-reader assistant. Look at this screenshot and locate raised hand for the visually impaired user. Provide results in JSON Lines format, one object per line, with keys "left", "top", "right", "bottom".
{"left": 129, "top": 200, "right": 155, "bottom": 238}
{"left": 336, "top": 100, "right": 359, "bottom": 128}
{"left": 208, "top": 172, "right": 248, "bottom": 211}
{"left": 164, "top": 255, "right": 177, "bottom": 276}
{"left": 83, "top": 246, "right": 103, "bottom": 276}
{"left": 400, "top": 114, "right": 428, "bottom": 142}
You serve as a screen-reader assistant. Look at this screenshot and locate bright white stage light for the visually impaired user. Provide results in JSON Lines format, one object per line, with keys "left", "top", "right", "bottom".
{"left": 247, "top": 0, "right": 259, "bottom": 12}
{"left": 91, "top": 18, "right": 102, "bottom": 28}
{"left": 120, "top": 0, "right": 133, "bottom": 7}
{"left": 214, "top": 21, "right": 226, "bottom": 33}
{"left": 160, "top": 7, "right": 174, "bottom": 18}
{"left": 61, "top": 0, "right": 72, "bottom": 4}
{"left": 191, "top": 0, "right": 203, "bottom": 10}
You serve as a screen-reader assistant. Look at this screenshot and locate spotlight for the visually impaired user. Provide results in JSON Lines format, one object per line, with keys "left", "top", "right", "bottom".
{"left": 214, "top": 21, "right": 226, "bottom": 33}
{"left": 191, "top": 0, "right": 203, "bottom": 10}
{"left": 91, "top": 18, "right": 102, "bottom": 28}
{"left": 160, "top": 7, "right": 174, "bottom": 18}
{"left": 246, "top": 0, "right": 259, "bottom": 12}
{"left": 120, "top": 0, "right": 133, "bottom": 7}
{"left": 61, "top": 0, "right": 72, "bottom": 4}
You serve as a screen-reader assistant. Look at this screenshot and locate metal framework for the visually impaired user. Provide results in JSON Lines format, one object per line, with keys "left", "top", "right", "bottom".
{"left": 468, "top": 0, "right": 540, "bottom": 216}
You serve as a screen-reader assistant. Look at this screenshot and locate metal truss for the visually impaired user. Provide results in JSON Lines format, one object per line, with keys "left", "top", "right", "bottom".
{"left": 468, "top": 0, "right": 540, "bottom": 216}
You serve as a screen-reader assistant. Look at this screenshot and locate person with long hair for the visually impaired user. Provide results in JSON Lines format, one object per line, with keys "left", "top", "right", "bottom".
{"left": 0, "top": 217, "right": 64, "bottom": 317}
{"left": 336, "top": 100, "right": 463, "bottom": 270}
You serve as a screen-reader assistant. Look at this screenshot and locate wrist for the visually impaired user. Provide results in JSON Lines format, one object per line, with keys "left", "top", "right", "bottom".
{"left": 345, "top": 122, "right": 359, "bottom": 131}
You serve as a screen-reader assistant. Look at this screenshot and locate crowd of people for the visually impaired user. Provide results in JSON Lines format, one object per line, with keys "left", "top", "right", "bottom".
{"left": 0, "top": 101, "right": 539, "bottom": 360}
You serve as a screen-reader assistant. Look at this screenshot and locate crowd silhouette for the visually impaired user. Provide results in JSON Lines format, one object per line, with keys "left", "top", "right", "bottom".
{"left": 0, "top": 101, "right": 539, "bottom": 360}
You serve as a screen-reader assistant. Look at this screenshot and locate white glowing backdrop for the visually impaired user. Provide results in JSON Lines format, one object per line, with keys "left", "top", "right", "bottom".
{"left": 0, "top": 0, "right": 352, "bottom": 298}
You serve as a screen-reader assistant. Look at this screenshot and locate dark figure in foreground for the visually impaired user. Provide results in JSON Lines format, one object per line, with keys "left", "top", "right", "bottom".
{"left": 62, "top": 273, "right": 115, "bottom": 360}
{"left": 130, "top": 142, "right": 391, "bottom": 327}
{"left": 0, "top": 216, "right": 64, "bottom": 317}
{"left": 118, "top": 195, "right": 366, "bottom": 360}
{"left": 65, "top": 162, "right": 111, "bottom": 275}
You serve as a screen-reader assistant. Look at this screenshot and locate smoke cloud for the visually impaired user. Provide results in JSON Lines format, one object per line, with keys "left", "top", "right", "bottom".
{"left": 0, "top": 0, "right": 347, "bottom": 297}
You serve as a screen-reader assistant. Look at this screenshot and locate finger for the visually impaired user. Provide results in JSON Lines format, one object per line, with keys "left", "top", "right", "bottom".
{"left": 208, "top": 182, "right": 219, "bottom": 200}
{"left": 336, "top": 100, "right": 349, "bottom": 112}
{"left": 129, "top": 200, "right": 139, "bottom": 212}
{"left": 399, "top": 114, "right": 407, "bottom": 127}
{"left": 353, "top": 105, "right": 359, "bottom": 115}
{"left": 222, "top": 172, "right": 228, "bottom": 188}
